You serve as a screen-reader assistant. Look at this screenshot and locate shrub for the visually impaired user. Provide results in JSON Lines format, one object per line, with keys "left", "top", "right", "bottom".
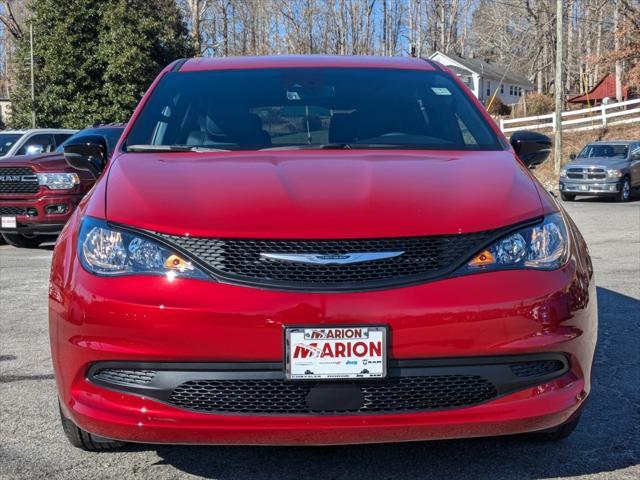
{"left": 484, "top": 96, "right": 511, "bottom": 116}
{"left": 525, "top": 93, "right": 555, "bottom": 116}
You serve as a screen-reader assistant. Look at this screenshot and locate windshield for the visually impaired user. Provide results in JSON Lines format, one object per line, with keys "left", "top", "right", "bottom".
{"left": 578, "top": 144, "right": 628, "bottom": 159}
{"left": 124, "top": 68, "right": 501, "bottom": 152}
{"left": 56, "top": 127, "right": 125, "bottom": 156}
{"left": 0, "top": 133, "right": 23, "bottom": 156}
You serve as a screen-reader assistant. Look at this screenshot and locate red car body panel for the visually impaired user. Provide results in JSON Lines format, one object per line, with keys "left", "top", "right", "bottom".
{"left": 0, "top": 153, "right": 94, "bottom": 234}
{"left": 49, "top": 55, "right": 597, "bottom": 446}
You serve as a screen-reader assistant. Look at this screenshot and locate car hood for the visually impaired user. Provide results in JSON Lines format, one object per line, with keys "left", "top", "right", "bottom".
{"left": 104, "top": 150, "right": 544, "bottom": 238}
{"left": 0, "top": 152, "right": 70, "bottom": 171}
{"left": 565, "top": 157, "right": 627, "bottom": 169}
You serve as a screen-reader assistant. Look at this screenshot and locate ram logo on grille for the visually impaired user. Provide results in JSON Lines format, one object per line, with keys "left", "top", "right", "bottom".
{"left": 0, "top": 175, "right": 38, "bottom": 182}
{"left": 260, "top": 251, "right": 404, "bottom": 265}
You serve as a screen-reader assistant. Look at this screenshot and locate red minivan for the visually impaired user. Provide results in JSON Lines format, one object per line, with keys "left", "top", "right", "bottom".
{"left": 50, "top": 56, "right": 597, "bottom": 450}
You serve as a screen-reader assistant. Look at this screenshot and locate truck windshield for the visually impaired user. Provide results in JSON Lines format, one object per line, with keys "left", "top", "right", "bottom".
{"left": 0, "top": 133, "right": 22, "bottom": 156}
{"left": 124, "top": 68, "right": 502, "bottom": 152}
{"left": 578, "top": 144, "right": 628, "bottom": 159}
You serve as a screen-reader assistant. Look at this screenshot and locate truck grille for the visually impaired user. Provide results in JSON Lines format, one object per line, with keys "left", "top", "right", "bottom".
{"left": 168, "top": 375, "right": 498, "bottom": 414}
{"left": 155, "top": 226, "right": 517, "bottom": 291}
{"left": 567, "top": 167, "right": 606, "bottom": 180}
{"left": 0, "top": 167, "right": 39, "bottom": 194}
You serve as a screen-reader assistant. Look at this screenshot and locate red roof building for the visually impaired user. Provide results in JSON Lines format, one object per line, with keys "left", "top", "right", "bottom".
{"left": 568, "top": 73, "right": 629, "bottom": 105}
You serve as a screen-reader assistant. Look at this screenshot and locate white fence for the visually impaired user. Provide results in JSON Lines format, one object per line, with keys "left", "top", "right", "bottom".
{"left": 500, "top": 98, "right": 640, "bottom": 134}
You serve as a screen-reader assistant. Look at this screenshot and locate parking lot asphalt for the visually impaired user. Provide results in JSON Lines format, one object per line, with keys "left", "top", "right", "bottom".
{"left": 1, "top": 197, "right": 639, "bottom": 480}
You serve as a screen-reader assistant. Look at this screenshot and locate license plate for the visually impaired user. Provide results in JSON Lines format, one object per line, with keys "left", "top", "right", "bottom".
{"left": 1, "top": 216, "right": 16, "bottom": 229}
{"left": 285, "top": 326, "right": 387, "bottom": 380}
{"left": 580, "top": 185, "right": 588, "bottom": 191}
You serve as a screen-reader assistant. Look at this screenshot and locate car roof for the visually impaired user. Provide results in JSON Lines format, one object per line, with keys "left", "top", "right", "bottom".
{"left": 178, "top": 55, "right": 439, "bottom": 73}
{"left": 591, "top": 140, "right": 638, "bottom": 145}
{"left": 0, "top": 128, "right": 77, "bottom": 134}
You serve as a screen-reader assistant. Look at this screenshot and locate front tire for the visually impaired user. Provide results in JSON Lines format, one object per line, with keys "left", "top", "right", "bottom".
{"left": 58, "top": 402, "right": 125, "bottom": 451}
{"left": 616, "top": 177, "right": 631, "bottom": 202}
{"left": 560, "top": 192, "right": 576, "bottom": 201}
{"left": 1, "top": 233, "right": 45, "bottom": 248}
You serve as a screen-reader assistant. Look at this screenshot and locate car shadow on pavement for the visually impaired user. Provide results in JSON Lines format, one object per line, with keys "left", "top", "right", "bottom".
{"left": 149, "top": 286, "right": 639, "bottom": 480}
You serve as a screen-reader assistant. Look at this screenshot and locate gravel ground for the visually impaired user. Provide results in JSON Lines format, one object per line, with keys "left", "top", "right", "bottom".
{"left": 1, "top": 197, "right": 639, "bottom": 480}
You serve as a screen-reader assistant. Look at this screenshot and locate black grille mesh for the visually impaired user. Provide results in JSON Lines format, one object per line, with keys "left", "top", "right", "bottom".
{"left": 93, "top": 369, "right": 156, "bottom": 385}
{"left": 168, "top": 375, "right": 497, "bottom": 414}
{"left": 0, "top": 206, "right": 27, "bottom": 215}
{"left": 0, "top": 167, "right": 39, "bottom": 194}
{"left": 156, "top": 230, "right": 502, "bottom": 289}
{"left": 510, "top": 360, "right": 565, "bottom": 378}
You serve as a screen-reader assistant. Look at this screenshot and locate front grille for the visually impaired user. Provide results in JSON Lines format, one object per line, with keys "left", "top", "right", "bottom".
{"left": 566, "top": 167, "right": 606, "bottom": 181}
{"left": 0, "top": 167, "right": 39, "bottom": 194}
{"left": 93, "top": 368, "right": 156, "bottom": 385}
{"left": 156, "top": 227, "right": 512, "bottom": 290}
{"left": 0, "top": 206, "right": 27, "bottom": 216}
{"left": 510, "top": 360, "right": 565, "bottom": 378}
{"left": 168, "top": 375, "right": 497, "bottom": 414}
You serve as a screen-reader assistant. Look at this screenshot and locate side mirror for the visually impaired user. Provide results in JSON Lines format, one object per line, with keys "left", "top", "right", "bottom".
{"left": 569, "top": 153, "right": 576, "bottom": 160}
{"left": 63, "top": 135, "right": 107, "bottom": 178}
{"left": 509, "top": 130, "right": 552, "bottom": 169}
{"left": 25, "top": 144, "right": 44, "bottom": 155}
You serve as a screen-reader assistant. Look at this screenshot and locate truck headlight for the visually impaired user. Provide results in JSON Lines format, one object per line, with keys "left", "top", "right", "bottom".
{"left": 461, "top": 213, "right": 569, "bottom": 272}
{"left": 607, "top": 169, "right": 622, "bottom": 178}
{"left": 559, "top": 168, "right": 567, "bottom": 177}
{"left": 78, "top": 216, "right": 209, "bottom": 280}
{"left": 37, "top": 172, "right": 79, "bottom": 190}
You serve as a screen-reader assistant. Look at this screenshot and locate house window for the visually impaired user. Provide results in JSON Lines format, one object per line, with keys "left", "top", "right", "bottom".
{"left": 519, "top": 87, "right": 523, "bottom": 96}
{"left": 500, "top": 84, "right": 504, "bottom": 94}
{"left": 509, "top": 85, "right": 513, "bottom": 95}
{"left": 486, "top": 81, "right": 491, "bottom": 97}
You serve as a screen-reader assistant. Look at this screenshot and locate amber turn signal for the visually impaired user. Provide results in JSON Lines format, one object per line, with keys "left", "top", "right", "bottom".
{"left": 468, "top": 249, "right": 494, "bottom": 268}
{"left": 164, "top": 254, "right": 192, "bottom": 271}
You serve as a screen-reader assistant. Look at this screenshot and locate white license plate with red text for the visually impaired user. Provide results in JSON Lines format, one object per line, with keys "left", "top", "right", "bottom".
{"left": 285, "top": 326, "right": 387, "bottom": 380}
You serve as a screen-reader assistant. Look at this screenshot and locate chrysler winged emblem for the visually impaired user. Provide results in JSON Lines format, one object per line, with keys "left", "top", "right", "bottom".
{"left": 260, "top": 251, "right": 404, "bottom": 265}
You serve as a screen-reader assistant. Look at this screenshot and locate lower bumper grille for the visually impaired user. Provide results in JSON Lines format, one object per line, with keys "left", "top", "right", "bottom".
{"left": 169, "top": 375, "right": 497, "bottom": 414}
{"left": 0, "top": 206, "right": 27, "bottom": 216}
{"left": 89, "top": 355, "right": 569, "bottom": 416}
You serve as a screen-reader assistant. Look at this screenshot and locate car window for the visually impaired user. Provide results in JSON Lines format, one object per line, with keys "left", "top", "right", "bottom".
{"left": 630, "top": 143, "right": 640, "bottom": 160}
{"left": 577, "top": 144, "right": 628, "bottom": 159}
{"left": 0, "top": 133, "right": 23, "bottom": 155}
{"left": 54, "top": 133, "right": 74, "bottom": 147}
{"left": 124, "top": 68, "right": 501, "bottom": 152}
{"left": 17, "top": 133, "right": 56, "bottom": 155}
{"left": 56, "top": 128, "right": 125, "bottom": 157}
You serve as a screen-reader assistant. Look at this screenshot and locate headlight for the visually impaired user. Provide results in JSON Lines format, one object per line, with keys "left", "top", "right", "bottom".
{"left": 559, "top": 168, "right": 567, "bottom": 177}
{"left": 78, "top": 216, "right": 209, "bottom": 280}
{"left": 462, "top": 213, "right": 569, "bottom": 272}
{"left": 37, "top": 172, "right": 79, "bottom": 190}
{"left": 607, "top": 169, "right": 622, "bottom": 178}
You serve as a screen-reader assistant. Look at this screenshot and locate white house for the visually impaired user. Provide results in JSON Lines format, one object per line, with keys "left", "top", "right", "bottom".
{"left": 429, "top": 51, "right": 534, "bottom": 105}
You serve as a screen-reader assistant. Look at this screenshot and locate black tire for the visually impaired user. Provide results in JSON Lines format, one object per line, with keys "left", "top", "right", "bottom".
{"left": 1, "top": 233, "right": 45, "bottom": 248}
{"left": 58, "top": 401, "right": 125, "bottom": 451}
{"left": 616, "top": 177, "right": 631, "bottom": 202}
{"left": 529, "top": 413, "right": 581, "bottom": 441}
{"left": 560, "top": 192, "right": 576, "bottom": 202}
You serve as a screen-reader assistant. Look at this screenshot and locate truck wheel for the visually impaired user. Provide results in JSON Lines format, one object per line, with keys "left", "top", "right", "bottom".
{"left": 1, "top": 233, "right": 45, "bottom": 248}
{"left": 58, "top": 401, "right": 125, "bottom": 451}
{"left": 560, "top": 192, "right": 575, "bottom": 201}
{"left": 529, "top": 413, "right": 581, "bottom": 441}
{"left": 616, "top": 177, "right": 631, "bottom": 202}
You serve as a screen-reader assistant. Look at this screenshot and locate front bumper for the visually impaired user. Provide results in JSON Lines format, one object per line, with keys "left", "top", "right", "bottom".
{"left": 559, "top": 180, "right": 621, "bottom": 195}
{"left": 0, "top": 193, "right": 81, "bottom": 234}
{"left": 50, "top": 248, "right": 597, "bottom": 444}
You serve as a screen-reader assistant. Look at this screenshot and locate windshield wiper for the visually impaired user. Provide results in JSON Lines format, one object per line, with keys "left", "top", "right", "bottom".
{"left": 126, "top": 144, "right": 231, "bottom": 152}
{"left": 259, "top": 143, "right": 353, "bottom": 151}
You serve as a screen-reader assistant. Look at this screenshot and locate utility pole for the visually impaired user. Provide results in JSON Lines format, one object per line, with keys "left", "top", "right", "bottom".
{"left": 29, "top": 22, "right": 35, "bottom": 128}
{"left": 613, "top": 0, "right": 623, "bottom": 102}
{"left": 553, "top": 0, "right": 563, "bottom": 175}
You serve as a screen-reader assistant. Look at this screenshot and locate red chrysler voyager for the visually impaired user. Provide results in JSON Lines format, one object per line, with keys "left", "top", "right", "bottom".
{"left": 49, "top": 56, "right": 597, "bottom": 450}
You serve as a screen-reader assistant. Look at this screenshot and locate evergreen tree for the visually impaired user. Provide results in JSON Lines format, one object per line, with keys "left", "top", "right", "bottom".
{"left": 9, "top": 0, "right": 192, "bottom": 129}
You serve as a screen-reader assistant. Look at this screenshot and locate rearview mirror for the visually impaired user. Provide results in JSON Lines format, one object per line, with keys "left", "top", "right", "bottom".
{"left": 509, "top": 131, "right": 552, "bottom": 169}
{"left": 25, "top": 144, "right": 44, "bottom": 155}
{"left": 569, "top": 153, "right": 576, "bottom": 160}
{"left": 63, "top": 135, "right": 107, "bottom": 178}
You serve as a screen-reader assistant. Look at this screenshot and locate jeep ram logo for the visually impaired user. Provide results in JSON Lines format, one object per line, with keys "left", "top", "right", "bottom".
{"left": 0, "top": 175, "right": 38, "bottom": 182}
